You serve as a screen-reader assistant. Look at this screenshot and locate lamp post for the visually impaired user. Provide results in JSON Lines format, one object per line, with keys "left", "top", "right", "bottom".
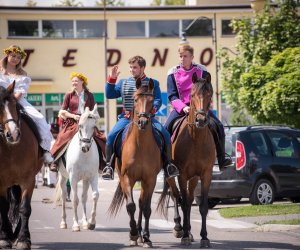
{"left": 103, "top": 1, "right": 109, "bottom": 133}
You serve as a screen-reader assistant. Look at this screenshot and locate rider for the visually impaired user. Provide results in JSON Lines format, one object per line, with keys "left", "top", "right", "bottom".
{"left": 102, "top": 55, "right": 179, "bottom": 180}
{"left": 49, "top": 72, "right": 106, "bottom": 172}
{"left": 0, "top": 45, "right": 54, "bottom": 164}
{"left": 164, "top": 44, "right": 232, "bottom": 171}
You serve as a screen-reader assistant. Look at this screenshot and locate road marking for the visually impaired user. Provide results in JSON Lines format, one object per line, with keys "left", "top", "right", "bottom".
{"left": 150, "top": 219, "right": 175, "bottom": 228}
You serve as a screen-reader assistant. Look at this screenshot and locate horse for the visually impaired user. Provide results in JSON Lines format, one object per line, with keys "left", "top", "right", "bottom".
{"left": 0, "top": 83, "right": 43, "bottom": 250}
{"left": 55, "top": 104, "right": 100, "bottom": 232}
{"left": 108, "top": 78, "right": 165, "bottom": 248}
{"left": 157, "top": 72, "right": 216, "bottom": 248}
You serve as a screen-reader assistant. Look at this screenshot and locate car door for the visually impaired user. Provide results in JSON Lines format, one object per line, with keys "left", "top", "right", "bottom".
{"left": 265, "top": 130, "right": 300, "bottom": 195}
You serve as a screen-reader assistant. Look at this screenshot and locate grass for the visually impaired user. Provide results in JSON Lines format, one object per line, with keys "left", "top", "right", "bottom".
{"left": 219, "top": 203, "right": 300, "bottom": 218}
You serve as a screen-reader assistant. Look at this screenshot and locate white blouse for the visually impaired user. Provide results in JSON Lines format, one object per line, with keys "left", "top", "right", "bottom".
{"left": 0, "top": 74, "right": 31, "bottom": 98}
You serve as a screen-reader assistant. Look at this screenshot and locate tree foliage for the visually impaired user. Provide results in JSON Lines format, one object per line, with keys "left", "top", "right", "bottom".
{"left": 151, "top": 0, "right": 185, "bottom": 6}
{"left": 221, "top": 0, "right": 300, "bottom": 127}
{"left": 26, "top": 0, "right": 37, "bottom": 7}
{"left": 95, "top": 0, "right": 125, "bottom": 6}
{"left": 55, "top": 0, "right": 83, "bottom": 7}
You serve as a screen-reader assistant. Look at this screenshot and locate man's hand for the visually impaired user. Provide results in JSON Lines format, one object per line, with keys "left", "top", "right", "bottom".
{"left": 183, "top": 106, "right": 190, "bottom": 114}
{"left": 111, "top": 65, "right": 120, "bottom": 79}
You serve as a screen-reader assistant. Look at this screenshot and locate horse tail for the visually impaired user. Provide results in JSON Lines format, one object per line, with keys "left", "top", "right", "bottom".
{"left": 107, "top": 182, "right": 125, "bottom": 218}
{"left": 7, "top": 185, "right": 21, "bottom": 240}
{"left": 156, "top": 178, "right": 170, "bottom": 219}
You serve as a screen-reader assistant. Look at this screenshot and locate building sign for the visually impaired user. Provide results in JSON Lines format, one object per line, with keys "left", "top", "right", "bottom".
{"left": 156, "top": 92, "right": 168, "bottom": 117}
{"left": 45, "top": 93, "right": 64, "bottom": 105}
{"left": 94, "top": 93, "right": 104, "bottom": 104}
{"left": 27, "top": 94, "right": 42, "bottom": 106}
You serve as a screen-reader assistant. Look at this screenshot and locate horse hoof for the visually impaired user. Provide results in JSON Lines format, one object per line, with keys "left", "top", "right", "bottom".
{"left": 200, "top": 239, "right": 211, "bottom": 248}
{"left": 60, "top": 222, "right": 67, "bottom": 229}
{"left": 143, "top": 241, "right": 153, "bottom": 248}
{"left": 173, "top": 228, "right": 183, "bottom": 238}
{"left": 189, "top": 232, "right": 194, "bottom": 242}
{"left": 16, "top": 241, "right": 31, "bottom": 250}
{"left": 87, "top": 223, "right": 95, "bottom": 230}
{"left": 72, "top": 226, "right": 80, "bottom": 232}
{"left": 129, "top": 240, "right": 137, "bottom": 246}
{"left": 82, "top": 224, "right": 89, "bottom": 230}
{"left": 0, "top": 239, "right": 12, "bottom": 249}
{"left": 181, "top": 237, "right": 192, "bottom": 246}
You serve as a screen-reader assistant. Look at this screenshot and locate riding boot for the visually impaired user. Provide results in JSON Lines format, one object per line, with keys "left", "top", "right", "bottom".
{"left": 208, "top": 117, "right": 232, "bottom": 171}
{"left": 164, "top": 144, "right": 179, "bottom": 179}
{"left": 102, "top": 144, "right": 114, "bottom": 180}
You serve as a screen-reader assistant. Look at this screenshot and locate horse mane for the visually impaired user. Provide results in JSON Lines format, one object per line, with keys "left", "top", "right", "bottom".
{"left": 133, "top": 84, "right": 151, "bottom": 98}
{"left": 191, "top": 77, "right": 213, "bottom": 97}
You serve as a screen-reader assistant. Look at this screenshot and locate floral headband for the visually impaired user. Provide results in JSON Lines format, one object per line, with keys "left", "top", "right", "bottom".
{"left": 4, "top": 46, "right": 27, "bottom": 59}
{"left": 69, "top": 72, "right": 88, "bottom": 85}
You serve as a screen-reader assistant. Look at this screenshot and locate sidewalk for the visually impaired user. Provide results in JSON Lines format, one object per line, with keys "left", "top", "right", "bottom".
{"left": 207, "top": 209, "right": 300, "bottom": 232}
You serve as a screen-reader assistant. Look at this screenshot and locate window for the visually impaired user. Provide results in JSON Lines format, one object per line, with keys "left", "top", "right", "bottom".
{"left": 117, "top": 21, "right": 145, "bottom": 37}
{"left": 42, "top": 20, "right": 73, "bottom": 38}
{"left": 221, "top": 19, "right": 234, "bottom": 36}
{"left": 267, "top": 132, "right": 296, "bottom": 158}
{"left": 8, "top": 20, "right": 38, "bottom": 37}
{"left": 183, "top": 19, "right": 212, "bottom": 37}
{"left": 250, "top": 132, "right": 268, "bottom": 156}
{"left": 77, "top": 20, "right": 105, "bottom": 38}
{"left": 149, "top": 20, "right": 179, "bottom": 37}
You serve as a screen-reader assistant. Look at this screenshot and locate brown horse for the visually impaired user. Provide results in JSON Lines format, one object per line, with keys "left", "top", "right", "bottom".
{"left": 108, "top": 78, "right": 165, "bottom": 248}
{"left": 0, "top": 83, "right": 43, "bottom": 249}
{"left": 157, "top": 72, "right": 216, "bottom": 248}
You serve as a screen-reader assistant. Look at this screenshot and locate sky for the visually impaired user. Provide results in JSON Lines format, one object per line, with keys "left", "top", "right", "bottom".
{"left": 0, "top": 0, "right": 153, "bottom": 7}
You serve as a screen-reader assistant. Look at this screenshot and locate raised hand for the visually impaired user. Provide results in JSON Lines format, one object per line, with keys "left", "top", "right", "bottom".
{"left": 110, "top": 65, "right": 120, "bottom": 79}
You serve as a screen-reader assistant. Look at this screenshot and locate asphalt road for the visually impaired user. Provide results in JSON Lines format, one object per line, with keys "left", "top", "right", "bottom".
{"left": 27, "top": 175, "right": 300, "bottom": 250}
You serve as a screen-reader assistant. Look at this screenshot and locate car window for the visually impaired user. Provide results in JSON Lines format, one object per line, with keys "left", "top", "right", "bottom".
{"left": 267, "top": 131, "right": 296, "bottom": 158}
{"left": 249, "top": 132, "right": 268, "bottom": 156}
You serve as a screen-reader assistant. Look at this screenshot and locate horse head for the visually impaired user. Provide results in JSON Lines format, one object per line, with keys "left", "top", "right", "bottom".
{"left": 134, "top": 78, "right": 154, "bottom": 130}
{"left": 78, "top": 104, "right": 99, "bottom": 153}
{"left": 190, "top": 72, "right": 213, "bottom": 128}
{"left": 0, "top": 82, "right": 21, "bottom": 144}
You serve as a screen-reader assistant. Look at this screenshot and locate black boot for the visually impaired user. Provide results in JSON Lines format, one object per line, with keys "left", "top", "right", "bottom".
{"left": 164, "top": 144, "right": 179, "bottom": 179}
{"left": 208, "top": 116, "right": 232, "bottom": 171}
{"left": 102, "top": 145, "right": 114, "bottom": 180}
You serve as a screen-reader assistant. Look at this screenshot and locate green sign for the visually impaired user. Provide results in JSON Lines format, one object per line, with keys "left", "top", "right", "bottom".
{"left": 45, "top": 93, "right": 64, "bottom": 105}
{"left": 94, "top": 93, "right": 104, "bottom": 103}
{"left": 27, "top": 94, "right": 42, "bottom": 106}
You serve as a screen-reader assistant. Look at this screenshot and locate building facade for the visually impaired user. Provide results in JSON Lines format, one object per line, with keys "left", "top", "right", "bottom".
{"left": 0, "top": 0, "right": 254, "bottom": 131}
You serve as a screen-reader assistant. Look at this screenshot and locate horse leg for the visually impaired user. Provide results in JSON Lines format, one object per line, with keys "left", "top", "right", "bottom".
{"left": 0, "top": 194, "right": 13, "bottom": 249}
{"left": 141, "top": 191, "right": 153, "bottom": 248}
{"left": 59, "top": 175, "right": 68, "bottom": 229}
{"left": 121, "top": 177, "right": 138, "bottom": 246}
{"left": 198, "top": 180, "right": 211, "bottom": 248}
{"left": 137, "top": 198, "right": 143, "bottom": 244}
{"left": 167, "top": 177, "right": 183, "bottom": 239}
{"left": 15, "top": 184, "right": 34, "bottom": 250}
{"left": 87, "top": 177, "right": 99, "bottom": 230}
{"left": 81, "top": 180, "right": 89, "bottom": 230}
{"left": 71, "top": 179, "right": 80, "bottom": 232}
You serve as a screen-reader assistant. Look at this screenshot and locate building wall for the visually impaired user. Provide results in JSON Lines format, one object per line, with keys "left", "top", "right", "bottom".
{"left": 0, "top": 5, "right": 253, "bottom": 131}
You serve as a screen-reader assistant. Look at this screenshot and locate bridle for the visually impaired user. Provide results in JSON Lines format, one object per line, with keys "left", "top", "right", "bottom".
{"left": 78, "top": 114, "right": 96, "bottom": 147}
{"left": 134, "top": 92, "right": 154, "bottom": 130}
{"left": 0, "top": 103, "right": 21, "bottom": 142}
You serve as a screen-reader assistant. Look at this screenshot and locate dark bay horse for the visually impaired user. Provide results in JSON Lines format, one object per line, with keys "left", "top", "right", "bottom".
{"left": 0, "top": 83, "right": 43, "bottom": 249}
{"left": 157, "top": 72, "right": 216, "bottom": 248}
{"left": 108, "top": 79, "right": 165, "bottom": 248}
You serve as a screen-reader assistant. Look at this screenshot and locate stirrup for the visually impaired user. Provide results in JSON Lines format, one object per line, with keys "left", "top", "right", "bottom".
{"left": 102, "top": 166, "right": 114, "bottom": 180}
{"left": 166, "top": 163, "right": 179, "bottom": 179}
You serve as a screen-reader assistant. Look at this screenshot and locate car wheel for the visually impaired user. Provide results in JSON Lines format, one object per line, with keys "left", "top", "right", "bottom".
{"left": 194, "top": 196, "right": 220, "bottom": 209}
{"left": 250, "top": 179, "right": 275, "bottom": 205}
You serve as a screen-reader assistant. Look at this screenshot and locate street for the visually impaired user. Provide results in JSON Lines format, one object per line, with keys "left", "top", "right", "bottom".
{"left": 28, "top": 175, "right": 300, "bottom": 250}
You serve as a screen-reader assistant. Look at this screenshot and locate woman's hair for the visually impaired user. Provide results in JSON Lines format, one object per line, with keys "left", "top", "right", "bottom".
{"left": 69, "top": 72, "right": 89, "bottom": 91}
{"left": 178, "top": 44, "right": 194, "bottom": 56}
{"left": 0, "top": 45, "right": 27, "bottom": 75}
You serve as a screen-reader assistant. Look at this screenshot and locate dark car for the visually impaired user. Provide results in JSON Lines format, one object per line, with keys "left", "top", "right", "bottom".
{"left": 194, "top": 125, "right": 300, "bottom": 207}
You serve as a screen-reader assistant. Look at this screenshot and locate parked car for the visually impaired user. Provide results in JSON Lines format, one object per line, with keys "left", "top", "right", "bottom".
{"left": 194, "top": 125, "right": 300, "bottom": 207}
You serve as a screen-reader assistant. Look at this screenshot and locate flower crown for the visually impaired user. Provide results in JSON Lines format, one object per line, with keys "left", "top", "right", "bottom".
{"left": 69, "top": 72, "right": 88, "bottom": 85}
{"left": 4, "top": 46, "right": 27, "bottom": 59}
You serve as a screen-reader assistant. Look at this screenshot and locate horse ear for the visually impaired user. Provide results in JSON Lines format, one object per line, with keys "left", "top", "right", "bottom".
{"left": 7, "top": 81, "right": 16, "bottom": 95}
{"left": 136, "top": 78, "right": 142, "bottom": 89}
{"left": 84, "top": 106, "right": 90, "bottom": 112}
{"left": 205, "top": 72, "right": 211, "bottom": 84}
{"left": 192, "top": 72, "right": 198, "bottom": 84}
{"left": 148, "top": 79, "right": 154, "bottom": 91}
{"left": 92, "top": 104, "right": 98, "bottom": 114}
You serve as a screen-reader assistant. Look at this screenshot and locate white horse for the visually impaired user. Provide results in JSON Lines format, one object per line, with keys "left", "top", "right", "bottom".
{"left": 56, "top": 104, "right": 100, "bottom": 232}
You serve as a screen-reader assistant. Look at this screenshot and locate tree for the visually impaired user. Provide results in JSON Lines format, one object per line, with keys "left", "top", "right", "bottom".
{"left": 221, "top": 0, "right": 300, "bottom": 126}
{"left": 26, "top": 0, "right": 37, "bottom": 7}
{"left": 239, "top": 47, "right": 300, "bottom": 128}
{"left": 55, "top": 0, "right": 83, "bottom": 7}
{"left": 150, "top": 0, "right": 185, "bottom": 6}
{"left": 95, "top": 0, "right": 125, "bottom": 6}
